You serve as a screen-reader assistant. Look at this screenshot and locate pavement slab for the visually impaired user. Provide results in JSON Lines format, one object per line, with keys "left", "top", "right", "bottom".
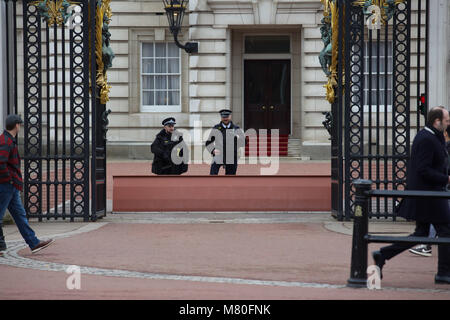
{"left": 0, "top": 264, "right": 449, "bottom": 300}
{"left": 1, "top": 215, "right": 449, "bottom": 299}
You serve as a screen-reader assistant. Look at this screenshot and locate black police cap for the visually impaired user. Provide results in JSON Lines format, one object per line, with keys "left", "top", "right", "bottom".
{"left": 162, "top": 117, "right": 176, "bottom": 126}
{"left": 219, "top": 109, "right": 232, "bottom": 118}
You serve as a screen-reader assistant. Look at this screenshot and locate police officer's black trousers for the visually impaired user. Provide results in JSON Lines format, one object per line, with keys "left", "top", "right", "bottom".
{"left": 380, "top": 222, "right": 450, "bottom": 275}
{"left": 210, "top": 163, "right": 237, "bottom": 175}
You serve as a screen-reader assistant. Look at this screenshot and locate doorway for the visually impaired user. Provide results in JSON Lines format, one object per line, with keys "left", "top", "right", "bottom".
{"left": 244, "top": 59, "right": 291, "bottom": 135}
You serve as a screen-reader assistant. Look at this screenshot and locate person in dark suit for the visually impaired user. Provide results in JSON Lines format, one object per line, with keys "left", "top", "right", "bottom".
{"left": 205, "top": 109, "right": 245, "bottom": 175}
{"left": 151, "top": 117, "right": 189, "bottom": 175}
{"left": 372, "top": 106, "right": 450, "bottom": 284}
{"left": 409, "top": 124, "right": 450, "bottom": 257}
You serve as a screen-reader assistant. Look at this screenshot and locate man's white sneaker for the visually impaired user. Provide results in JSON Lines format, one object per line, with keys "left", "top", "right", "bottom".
{"left": 409, "top": 244, "right": 432, "bottom": 257}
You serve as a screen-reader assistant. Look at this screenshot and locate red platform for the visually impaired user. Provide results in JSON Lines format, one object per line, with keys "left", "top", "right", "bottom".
{"left": 113, "top": 175, "right": 331, "bottom": 212}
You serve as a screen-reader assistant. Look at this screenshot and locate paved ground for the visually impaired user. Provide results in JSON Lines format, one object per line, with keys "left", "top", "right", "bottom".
{"left": 1, "top": 212, "right": 449, "bottom": 300}
{"left": 1, "top": 160, "right": 448, "bottom": 300}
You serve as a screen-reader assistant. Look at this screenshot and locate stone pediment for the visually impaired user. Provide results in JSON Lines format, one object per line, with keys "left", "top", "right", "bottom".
{"left": 206, "top": 0, "right": 323, "bottom": 12}
{"left": 194, "top": 0, "right": 323, "bottom": 25}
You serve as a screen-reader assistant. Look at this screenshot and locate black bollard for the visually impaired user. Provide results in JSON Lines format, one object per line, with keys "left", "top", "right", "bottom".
{"left": 347, "top": 179, "right": 372, "bottom": 288}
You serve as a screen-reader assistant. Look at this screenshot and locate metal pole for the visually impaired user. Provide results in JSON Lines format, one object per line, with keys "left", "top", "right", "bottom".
{"left": 5, "top": 0, "right": 10, "bottom": 115}
{"left": 343, "top": 0, "right": 351, "bottom": 221}
{"left": 347, "top": 179, "right": 372, "bottom": 288}
{"left": 90, "top": 0, "right": 97, "bottom": 222}
{"left": 0, "top": 0, "right": 7, "bottom": 127}
{"left": 337, "top": 0, "right": 345, "bottom": 221}
{"left": 13, "top": 0, "right": 17, "bottom": 115}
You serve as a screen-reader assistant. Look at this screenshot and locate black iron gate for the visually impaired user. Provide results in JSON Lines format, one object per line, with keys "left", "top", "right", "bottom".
{"left": 322, "top": 0, "right": 429, "bottom": 221}
{"left": 4, "top": 0, "right": 111, "bottom": 221}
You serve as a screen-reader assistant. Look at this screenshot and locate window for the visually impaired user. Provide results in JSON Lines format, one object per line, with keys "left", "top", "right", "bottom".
{"left": 141, "top": 42, "right": 181, "bottom": 112}
{"left": 363, "top": 41, "right": 393, "bottom": 112}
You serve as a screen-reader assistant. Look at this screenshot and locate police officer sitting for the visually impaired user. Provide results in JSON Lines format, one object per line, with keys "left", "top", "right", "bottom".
{"left": 151, "top": 117, "right": 188, "bottom": 175}
{"left": 205, "top": 109, "right": 245, "bottom": 175}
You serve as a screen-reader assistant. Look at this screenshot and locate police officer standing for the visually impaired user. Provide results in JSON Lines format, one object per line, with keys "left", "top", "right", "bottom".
{"left": 205, "top": 109, "right": 245, "bottom": 175}
{"left": 151, "top": 117, "right": 188, "bottom": 175}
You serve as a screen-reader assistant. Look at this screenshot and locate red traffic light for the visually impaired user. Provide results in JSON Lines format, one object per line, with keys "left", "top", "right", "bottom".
{"left": 420, "top": 93, "right": 426, "bottom": 105}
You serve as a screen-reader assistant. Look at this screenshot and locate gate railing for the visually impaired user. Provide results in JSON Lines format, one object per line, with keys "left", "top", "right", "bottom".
{"left": 4, "top": 0, "right": 111, "bottom": 221}
{"left": 327, "top": 0, "right": 430, "bottom": 221}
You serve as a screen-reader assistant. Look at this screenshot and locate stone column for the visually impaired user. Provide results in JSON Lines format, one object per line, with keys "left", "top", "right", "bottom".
{"left": 0, "top": 0, "right": 7, "bottom": 129}
{"left": 189, "top": 0, "right": 227, "bottom": 125}
{"left": 428, "top": 0, "right": 449, "bottom": 108}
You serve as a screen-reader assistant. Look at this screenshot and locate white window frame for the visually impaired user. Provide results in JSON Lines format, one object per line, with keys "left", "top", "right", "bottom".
{"left": 363, "top": 41, "right": 393, "bottom": 113}
{"left": 140, "top": 42, "right": 182, "bottom": 113}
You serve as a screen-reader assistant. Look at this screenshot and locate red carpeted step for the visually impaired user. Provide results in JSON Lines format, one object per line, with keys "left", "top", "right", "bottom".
{"left": 244, "top": 134, "right": 290, "bottom": 157}
{"left": 246, "top": 143, "right": 288, "bottom": 148}
{"left": 244, "top": 152, "right": 289, "bottom": 157}
{"left": 246, "top": 136, "right": 289, "bottom": 138}
{"left": 245, "top": 148, "right": 289, "bottom": 152}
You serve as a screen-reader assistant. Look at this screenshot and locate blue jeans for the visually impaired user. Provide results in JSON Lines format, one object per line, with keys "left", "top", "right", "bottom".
{"left": 0, "top": 183, "right": 40, "bottom": 249}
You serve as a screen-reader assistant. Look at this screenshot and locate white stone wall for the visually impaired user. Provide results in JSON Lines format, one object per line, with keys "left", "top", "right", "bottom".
{"left": 107, "top": 0, "right": 192, "bottom": 144}
{"left": 109, "top": 0, "right": 329, "bottom": 149}
{"left": 301, "top": 20, "right": 330, "bottom": 144}
{"left": 188, "top": 0, "right": 228, "bottom": 132}
{"left": 190, "top": 0, "right": 326, "bottom": 145}
{"left": 428, "top": 0, "right": 449, "bottom": 109}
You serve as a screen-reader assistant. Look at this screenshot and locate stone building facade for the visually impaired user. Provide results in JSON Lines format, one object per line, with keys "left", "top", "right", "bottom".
{"left": 104, "top": 0, "right": 450, "bottom": 159}
{"left": 105, "top": 0, "right": 332, "bottom": 159}
{"left": 1, "top": 0, "right": 450, "bottom": 160}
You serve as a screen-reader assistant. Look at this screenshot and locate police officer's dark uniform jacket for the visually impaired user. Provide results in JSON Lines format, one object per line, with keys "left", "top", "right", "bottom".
{"left": 151, "top": 129, "right": 188, "bottom": 175}
{"left": 205, "top": 121, "right": 243, "bottom": 164}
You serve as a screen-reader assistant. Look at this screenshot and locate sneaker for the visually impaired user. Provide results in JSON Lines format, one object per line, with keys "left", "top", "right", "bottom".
{"left": 409, "top": 245, "right": 432, "bottom": 257}
{"left": 31, "top": 239, "right": 54, "bottom": 254}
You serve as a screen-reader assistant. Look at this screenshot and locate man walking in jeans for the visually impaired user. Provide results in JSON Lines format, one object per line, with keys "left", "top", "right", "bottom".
{"left": 0, "top": 115, "right": 54, "bottom": 257}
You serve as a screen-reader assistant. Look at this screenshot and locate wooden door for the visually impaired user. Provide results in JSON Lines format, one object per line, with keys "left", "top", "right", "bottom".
{"left": 244, "top": 60, "right": 291, "bottom": 135}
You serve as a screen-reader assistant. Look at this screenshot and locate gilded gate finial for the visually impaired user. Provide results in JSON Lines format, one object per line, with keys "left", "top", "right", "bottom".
{"left": 319, "top": 0, "right": 404, "bottom": 104}
{"left": 353, "top": 0, "right": 405, "bottom": 25}
{"left": 31, "top": 0, "right": 80, "bottom": 26}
